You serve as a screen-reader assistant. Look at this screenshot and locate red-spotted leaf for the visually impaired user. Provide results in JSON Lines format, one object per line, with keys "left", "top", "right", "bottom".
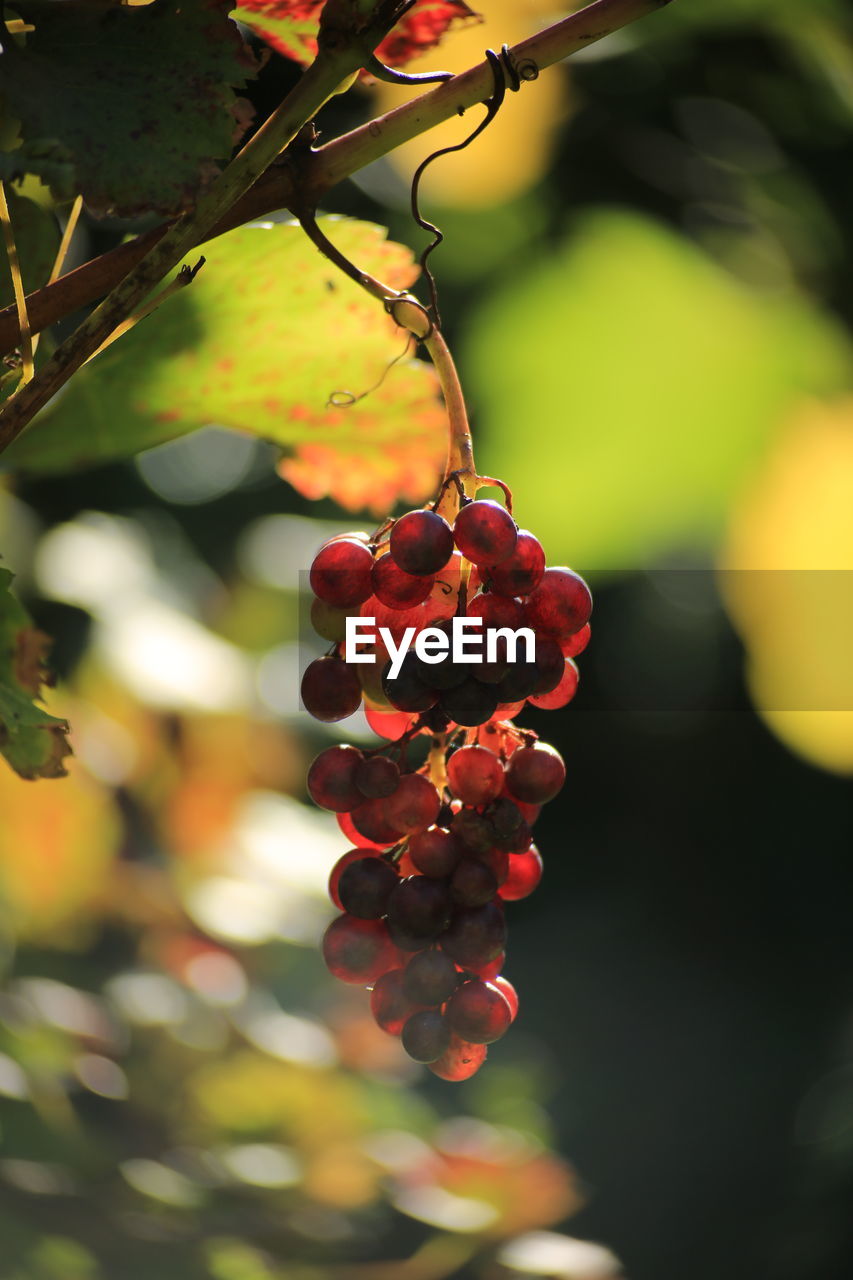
{"left": 4, "top": 217, "right": 446, "bottom": 515}
{"left": 233, "top": 0, "right": 479, "bottom": 69}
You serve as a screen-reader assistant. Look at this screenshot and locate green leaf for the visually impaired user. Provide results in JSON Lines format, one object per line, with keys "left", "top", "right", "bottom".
{"left": 462, "top": 211, "right": 851, "bottom": 569}
{"left": 0, "top": 187, "right": 60, "bottom": 310}
{"left": 4, "top": 217, "right": 446, "bottom": 514}
{"left": 0, "top": 568, "right": 71, "bottom": 780}
{"left": 1, "top": 0, "right": 261, "bottom": 215}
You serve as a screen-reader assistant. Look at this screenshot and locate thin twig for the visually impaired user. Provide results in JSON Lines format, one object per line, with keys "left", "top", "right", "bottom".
{"left": 84, "top": 257, "right": 205, "bottom": 363}
{"left": 48, "top": 196, "right": 83, "bottom": 285}
{"left": 0, "top": 180, "right": 34, "bottom": 385}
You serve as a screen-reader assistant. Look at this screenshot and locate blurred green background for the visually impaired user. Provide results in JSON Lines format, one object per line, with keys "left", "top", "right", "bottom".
{"left": 1, "top": 0, "right": 853, "bottom": 1277}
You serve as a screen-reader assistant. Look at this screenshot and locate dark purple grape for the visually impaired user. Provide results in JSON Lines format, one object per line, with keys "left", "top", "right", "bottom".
{"left": 338, "top": 857, "right": 399, "bottom": 918}
{"left": 401, "top": 1008, "right": 451, "bottom": 1063}
{"left": 307, "top": 744, "right": 364, "bottom": 812}
{"left": 382, "top": 652, "right": 437, "bottom": 713}
{"left": 301, "top": 657, "right": 362, "bottom": 722}
{"left": 439, "top": 678, "right": 498, "bottom": 728}
{"left": 386, "top": 875, "right": 451, "bottom": 945}
{"left": 532, "top": 635, "right": 566, "bottom": 695}
{"left": 451, "top": 808, "right": 494, "bottom": 854}
{"left": 354, "top": 754, "right": 400, "bottom": 799}
{"left": 439, "top": 901, "right": 507, "bottom": 968}
{"left": 450, "top": 858, "right": 498, "bottom": 907}
{"left": 386, "top": 773, "right": 441, "bottom": 833}
{"left": 403, "top": 949, "right": 460, "bottom": 1006}
{"left": 350, "top": 796, "right": 405, "bottom": 845}
{"left": 408, "top": 827, "right": 463, "bottom": 878}
{"left": 505, "top": 743, "right": 566, "bottom": 804}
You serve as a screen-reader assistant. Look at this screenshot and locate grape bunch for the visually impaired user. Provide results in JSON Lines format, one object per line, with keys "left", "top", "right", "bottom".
{"left": 301, "top": 492, "right": 591, "bottom": 1081}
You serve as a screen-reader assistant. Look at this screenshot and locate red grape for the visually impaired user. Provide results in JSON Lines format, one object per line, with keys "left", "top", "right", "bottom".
{"left": 354, "top": 754, "right": 400, "bottom": 798}
{"left": 385, "top": 773, "right": 441, "bottom": 833}
{"left": 446, "top": 745, "right": 504, "bottom": 806}
{"left": 338, "top": 856, "right": 399, "bottom": 918}
{"left": 387, "top": 875, "right": 452, "bottom": 946}
{"left": 328, "top": 848, "right": 381, "bottom": 909}
{"left": 528, "top": 658, "right": 579, "bottom": 710}
{"left": 450, "top": 858, "right": 498, "bottom": 907}
{"left": 322, "top": 914, "right": 399, "bottom": 984}
{"left": 505, "top": 743, "right": 566, "bottom": 803}
{"left": 488, "top": 530, "right": 545, "bottom": 597}
{"left": 307, "top": 744, "right": 364, "bottom": 812}
{"left": 401, "top": 1008, "right": 451, "bottom": 1062}
{"left": 499, "top": 845, "right": 543, "bottom": 901}
{"left": 370, "top": 968, "right": 420, "bottom": 1035}
{"left": 351, "top": 796, "right": 406, "bottom": 845}
{"left": 524, "top": 567, "right": 592, "bottom": 638}
{"left": 301, "top": 657, "right": 362, "bottom": 722}
{"left": 440, "top": 901, "right": 507, "bottom": 967}
{"left": 408, "top": 826, "right": 462, "bottom": 878}
{"left": 372, "top": 554, "right": 434, "bottom": 609}
{"left": 446, "top": 978, "right": 512, "bottom": 1044}
{"left": 403, "top": 949, "right": 459, "bottom": 1006}
{"left": 561, "top": 622, "right": 591, "bottom": 657}
{"left": 310, "top": 538, "right": 374, "bottom": 608}
{"left": 390, "top": 509, "right": 454, "bottom": 577}
{"left": 427, "top": 1034, "right": 487, "bottom": 1081}
{"left": 453, "top": 499, "right": 517, "bottom": 567}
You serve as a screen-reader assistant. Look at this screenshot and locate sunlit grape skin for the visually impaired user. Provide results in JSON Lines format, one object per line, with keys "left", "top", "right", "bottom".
{"left": 309, "top": 538, "right": 374, "bottom": 607}
{"left": 488, "top": 529, "right": 545, "bottom": 597}
{"left": 499, "top": 845, "right": 543, "bottom": 901}
{"left": 524, "top": 567, "right": 592, "bottom": 638}
{"left": 446, "top": 744, "right": 504, "bottom": 806}
{"left": 372, "top": 553, "right": 434, "bottom": 608}
{"left": 390, "top": 509, "right": 454, "bottom": 576}
{"left": 453, "top": 499, "right": 517, "bottom": 567}
{"left": 427, "top": 1034, "right": 487, "bottom": 1081}
{"left": 446, "top": 978, "right": 512, "bottom": 1044}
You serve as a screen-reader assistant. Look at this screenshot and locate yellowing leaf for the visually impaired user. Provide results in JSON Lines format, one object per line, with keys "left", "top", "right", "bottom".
{"left": 7, "top": 218, "right": 446, "bottom": 515}
{"left": 0, "top": 568, "right": 71, "bottom": 779}
{"left": 721, "top": 398, "right": 853, "bottom": 773}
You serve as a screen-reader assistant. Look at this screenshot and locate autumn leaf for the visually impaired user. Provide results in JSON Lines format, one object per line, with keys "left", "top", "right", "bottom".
{"left": 0, "top": 568, "right": 71, "bottom": 780}
{"left": 6, "top": 217, "right": 447, "bottom": 515}
{"left": 233, "top": 0, "right": 479, "bottom": 70}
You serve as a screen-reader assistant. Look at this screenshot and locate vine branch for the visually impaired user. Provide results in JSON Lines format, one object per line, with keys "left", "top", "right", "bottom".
{"left": 0, "top": 0, "right": 674, "bottom": 360}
